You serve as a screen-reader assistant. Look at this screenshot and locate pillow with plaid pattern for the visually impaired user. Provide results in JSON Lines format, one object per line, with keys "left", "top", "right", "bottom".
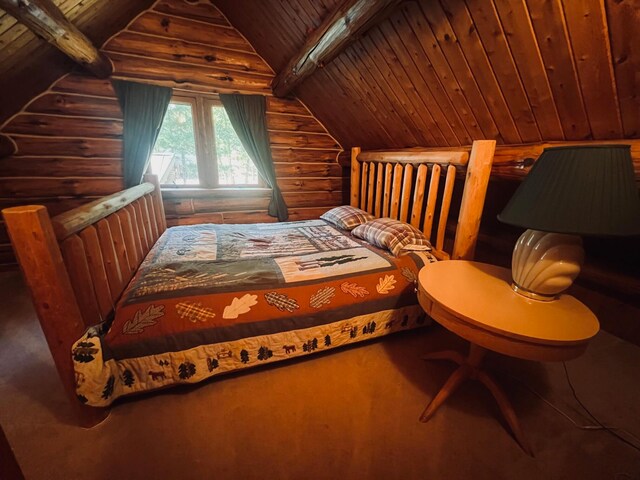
{"left": 351, "top": 218, "right": 432, "bottom": 256}
{"left": 320, "top": 205, "right": 375, "bottom": 231}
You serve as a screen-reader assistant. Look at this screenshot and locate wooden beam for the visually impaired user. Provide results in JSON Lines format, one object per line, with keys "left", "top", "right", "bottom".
{"left": 271, "top": 0, "right": 401, "bottom": 97}
{"left": 0, "top": 0, "right": 112, "bottom": 78}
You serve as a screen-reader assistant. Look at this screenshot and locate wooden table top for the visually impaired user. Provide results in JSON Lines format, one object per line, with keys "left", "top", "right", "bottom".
{"left": 418, "top": 261, "right": 600, "bottom": 348}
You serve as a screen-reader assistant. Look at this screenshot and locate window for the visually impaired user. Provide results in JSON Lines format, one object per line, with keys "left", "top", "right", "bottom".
{"left": 151, "top": 95, "right": 260, "bottom": 188}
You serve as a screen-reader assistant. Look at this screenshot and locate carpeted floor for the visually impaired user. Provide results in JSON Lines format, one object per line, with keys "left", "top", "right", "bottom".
{"left": 1, "top": 270, "right": 639, "bottom": 480}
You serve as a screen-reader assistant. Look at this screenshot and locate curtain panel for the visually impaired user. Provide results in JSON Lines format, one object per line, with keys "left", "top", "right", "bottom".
{"left": 219, "top": 94, "right": 289, "bottom": 221}
{"left": 112, "top": 80, "right": 173, "bottom": 188}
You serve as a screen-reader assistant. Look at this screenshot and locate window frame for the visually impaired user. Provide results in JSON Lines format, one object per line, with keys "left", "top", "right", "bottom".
{"left": 155, "top": 93, "right": 263, "bottom": 189}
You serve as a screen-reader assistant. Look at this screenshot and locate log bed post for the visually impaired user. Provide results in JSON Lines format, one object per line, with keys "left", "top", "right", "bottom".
{"left": 143, "top": 173, "right": 167, "bottom": 233}
{"left": 2, "top": 206, "right": 109, "bottom": 428}
{"left": 452, "top": 139, "right": 496, "bottom": 260}
{"left": 350, "top": 146, "right": 362, "bottom": 208}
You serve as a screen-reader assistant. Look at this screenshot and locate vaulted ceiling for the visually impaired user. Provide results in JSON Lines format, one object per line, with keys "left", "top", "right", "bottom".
{"left": 215, "top": 0, "right": 639, "bottom": 149}
{"left": 1, "top": 0, "right": 638, "bottom": 151}
{"left": 0, "top": 0, "right": 155, "bottom": 124}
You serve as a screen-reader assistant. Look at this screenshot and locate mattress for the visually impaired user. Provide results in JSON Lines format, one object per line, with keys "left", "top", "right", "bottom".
{"left": 72, "top": 219, "right": 435, "bottom": 406}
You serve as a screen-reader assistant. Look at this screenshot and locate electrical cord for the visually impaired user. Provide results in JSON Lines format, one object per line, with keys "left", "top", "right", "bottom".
{"left": 494, "top": 365, "right": 640, "bottom": 453}
{"left": 562, "top": 361, "right": 640, "bottom": 453}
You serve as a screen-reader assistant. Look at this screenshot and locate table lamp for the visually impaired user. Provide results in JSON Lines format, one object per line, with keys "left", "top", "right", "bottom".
{"left": 497, "top": 145, "right": 640, "bottom": 301}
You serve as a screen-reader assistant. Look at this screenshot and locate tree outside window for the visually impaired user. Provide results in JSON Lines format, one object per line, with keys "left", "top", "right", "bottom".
{"left": 150, "top": 95, "right": 260, "bottom": 188}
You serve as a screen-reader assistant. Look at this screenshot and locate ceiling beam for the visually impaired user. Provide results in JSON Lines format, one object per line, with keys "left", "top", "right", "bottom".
{"left": 271, "top": 0, "right": 401, "bottom": 98}
{"left": 0, "top": 0, "right": 112, "bottom": 78}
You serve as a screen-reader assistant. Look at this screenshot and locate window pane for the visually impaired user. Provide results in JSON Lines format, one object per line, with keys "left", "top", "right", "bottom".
{"left": 212, "top": 106, "right": 260, "bottom": 185}
{"left": 151, "top": 102, "right": 199, "bottom": 185}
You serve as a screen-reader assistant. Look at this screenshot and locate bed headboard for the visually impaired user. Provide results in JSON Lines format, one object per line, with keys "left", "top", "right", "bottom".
{"left": 350, "top": 140, "right": 495, "bottom": 260}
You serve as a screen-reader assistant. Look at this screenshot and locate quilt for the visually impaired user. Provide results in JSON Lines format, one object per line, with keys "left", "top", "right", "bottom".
{"left": 72, "top": 220, "right": 436, "bottom": 406}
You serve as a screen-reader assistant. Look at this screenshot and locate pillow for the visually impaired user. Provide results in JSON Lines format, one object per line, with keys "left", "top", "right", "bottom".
{"left": 320, "top": 205, "right": 375, "bottom": 231}
{"left": 351, "top": 218, "right": 432, "bottom": 256}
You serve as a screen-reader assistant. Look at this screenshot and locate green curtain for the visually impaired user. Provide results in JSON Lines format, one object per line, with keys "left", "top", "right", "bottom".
{"left": 112, "top": 80, "right": 173, "bottom": 188}
{"left": 219, "top": 94, "right": 289, "bottom": 221}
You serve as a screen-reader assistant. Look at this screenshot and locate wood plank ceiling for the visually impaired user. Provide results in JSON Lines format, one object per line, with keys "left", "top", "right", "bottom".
{"left": 0, "top": 0, "right": 155, "bottom": 124}
{"left": 214, "top": 0, "right": 639, "bottom": 149}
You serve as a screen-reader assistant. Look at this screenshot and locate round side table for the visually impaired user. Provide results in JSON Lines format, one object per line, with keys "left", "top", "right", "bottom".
{"left": 417, "top": 260, "right": 599, "bottom": 455}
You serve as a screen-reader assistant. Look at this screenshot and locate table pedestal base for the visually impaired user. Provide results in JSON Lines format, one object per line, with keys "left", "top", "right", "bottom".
{"left": 419, "top": 343, "right": 533, "bottom": 456}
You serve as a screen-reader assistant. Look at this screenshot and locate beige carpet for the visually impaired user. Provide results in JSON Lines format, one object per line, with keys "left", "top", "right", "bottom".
{"left": 1, "top": 270, "right": 639, "bottom": 480}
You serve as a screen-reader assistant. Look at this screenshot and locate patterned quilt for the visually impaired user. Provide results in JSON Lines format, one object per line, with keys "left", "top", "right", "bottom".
{"left": 73, "top": 220, "right": 435, "bottom": 406}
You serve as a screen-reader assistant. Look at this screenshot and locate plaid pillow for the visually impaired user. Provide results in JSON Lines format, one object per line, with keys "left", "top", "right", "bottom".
{"left": 352, "top": 218, "right": 432, "bottom": 256}
{"left": 320, "top": 205, "right": 375, "bottom": 231}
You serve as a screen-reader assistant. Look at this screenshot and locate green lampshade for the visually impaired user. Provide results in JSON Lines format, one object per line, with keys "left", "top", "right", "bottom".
{"left": 498, "top": 145, "right": 640, "bottom": 236}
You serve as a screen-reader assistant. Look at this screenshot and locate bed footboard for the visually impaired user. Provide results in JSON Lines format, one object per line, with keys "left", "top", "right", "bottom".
{"left": 3, "top": 205, "right": 109, "bottom": 427}
{"left": 2, "top": 174, "right": 166, "bottom": 427}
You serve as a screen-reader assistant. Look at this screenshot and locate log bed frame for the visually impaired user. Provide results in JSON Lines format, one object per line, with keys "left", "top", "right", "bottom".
{"left": 2, "top": 140, "right": 495, "bottom": 427}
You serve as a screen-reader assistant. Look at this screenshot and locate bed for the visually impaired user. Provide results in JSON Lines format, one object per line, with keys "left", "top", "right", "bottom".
{"left": 3, "top": 141, "right": 495, "bottom": 426}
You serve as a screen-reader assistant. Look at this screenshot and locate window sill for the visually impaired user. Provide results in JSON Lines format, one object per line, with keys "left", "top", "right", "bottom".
{"left": 161, "top": 187, "right": 272, "bottom": 199}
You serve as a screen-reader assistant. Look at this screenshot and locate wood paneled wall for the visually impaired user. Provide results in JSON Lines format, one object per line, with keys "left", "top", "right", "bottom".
{"left": 216, "top": 0, "right": 640, "bottom": 154}
{"left": 0, "top": 0, "right": 343, "bottom": 268}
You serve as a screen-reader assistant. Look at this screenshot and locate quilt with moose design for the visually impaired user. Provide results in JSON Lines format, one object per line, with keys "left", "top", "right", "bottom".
{"left": 72, "top": 219, "right": 436, "bottom": 406}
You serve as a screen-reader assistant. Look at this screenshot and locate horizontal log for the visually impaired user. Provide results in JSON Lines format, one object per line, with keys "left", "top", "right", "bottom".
{"left": 0, "top": 157, "right": 122, "bottom": 177}
{"left": 26, "top": 93, "right": 122, "bottom": 119}
{"left": 105, "top": 31, "right": 273, "bottom": 76}
{"left": 165, "top": 207, "right": 338, "bottom": 225}
{"left": 0, "top": 177, "right": 123, "bottom": 198}
{"left": 161, "top": 187, "right": 271, "bottom": 199}
{"left": 128, "top": 11, "right": 249, "bottom": 51}
{"left": 0, "top": 197, "right": 99, "bottom": 217}
{"left": 166, "top": 195, "right": 269, "bottom": 215}
{"left": 166, "top": 212, "right": 224, "bottom": 226}
{"left": 337, "top": 150, "right": 350, "bottom": 167}
{"left": 11, "top": 136, "right": 122, "bottom": 158}
{"left": 269, "top": 131, "right": 341, "bottom": 150}
{"left": 109, "top": 52, "right": 272, "bottom": 94}
{"left": 277, "top": 177, "right": 343, "bottom": 192}
{"left": 163, "top": 190, "right": 344, "bottom": 215}
{"left": 51, "top": 182, "right": 155, "bottom": 240}
{"left": 274, "top": 162, "right": 343, "bottom": 177}
{"left": 4, "top": 114, "right": 122, "bottom": 138}
{"left": 52, "top": 74, "right": 115, "bottom": 97}
{"left": 0, "top": 134, "right": 17, "bottom": 158}
{"left": 220, "top": 211, "right": 276, "bottom": 224}
{"left": 491, "top": 140, "right": 640, "bottom": 180}
{"left": 357, "top": 149, "right": 469, "bottom": 165}
{"left": 266, "top": 97, "right": 309, "bottom": 116}
{"left": 283, "top": 191, "right": 344, "bottom": 208}
{"left": 270, "top": 148, "right": 341, "bottom": 163}
{"left": 287, "top": 206, "right": 337, "bottom": 221}
{"left": 153, "top": 0, "right": 229, "bottom": 25}
{"left": 267, "top": 113, "right": 326, "bottom": 133}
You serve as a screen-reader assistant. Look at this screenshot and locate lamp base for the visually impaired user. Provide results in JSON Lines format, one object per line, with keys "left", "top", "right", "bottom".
{"left": 511, "top": 229, "right": 584, "bottom": 301}
{"left": 511, "top": 282, "right": 558, "bottom": 302}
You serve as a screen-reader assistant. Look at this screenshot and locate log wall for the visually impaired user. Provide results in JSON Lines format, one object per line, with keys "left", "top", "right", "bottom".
{"left": 0, "top": 0, "right": 343, "bottom": 269}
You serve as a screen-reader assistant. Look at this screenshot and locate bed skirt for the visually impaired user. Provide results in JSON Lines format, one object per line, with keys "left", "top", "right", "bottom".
{"left": 73, "top": 305, "right": 430, "bottom": 406}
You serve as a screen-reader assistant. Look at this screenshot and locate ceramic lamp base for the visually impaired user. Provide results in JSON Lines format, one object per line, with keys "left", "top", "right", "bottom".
{"left": 511, "top": 229, "right": 584, "bottom": 301}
